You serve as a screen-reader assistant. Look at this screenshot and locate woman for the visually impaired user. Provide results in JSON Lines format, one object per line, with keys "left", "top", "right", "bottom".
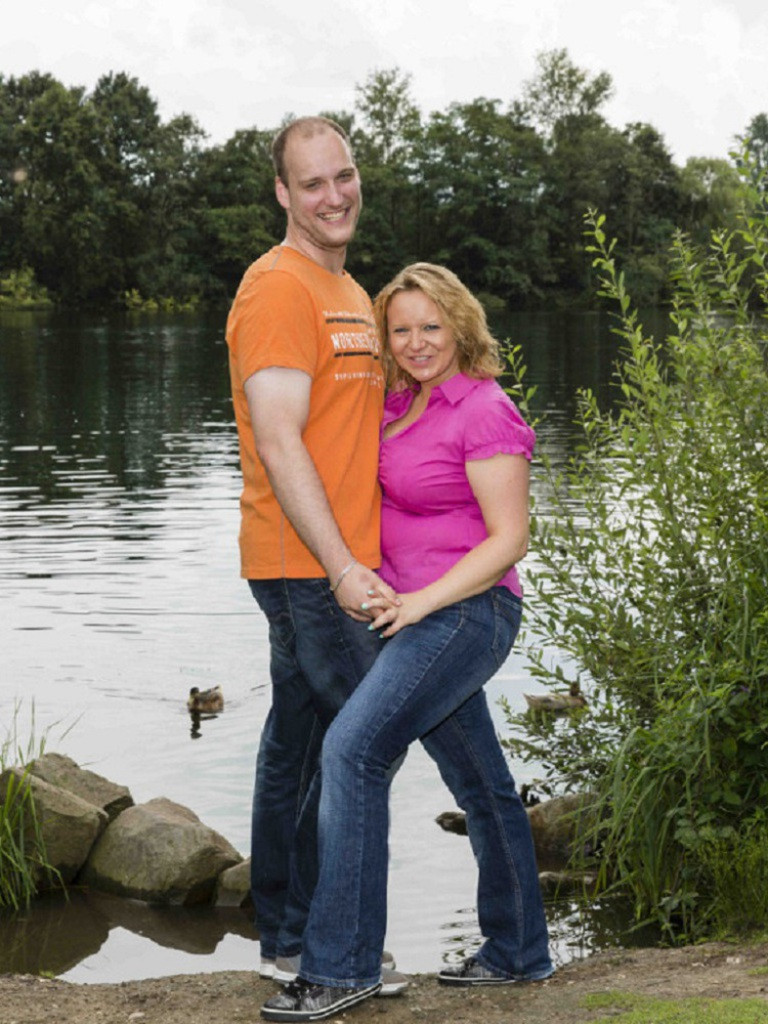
{"left": 262, "top": 264, "right": 553, "bottom": 1022}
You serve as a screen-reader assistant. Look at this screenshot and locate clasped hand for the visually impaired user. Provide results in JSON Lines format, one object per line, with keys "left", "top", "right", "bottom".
{"left": 359, "top": 591, "right": 431, "bottom": 638}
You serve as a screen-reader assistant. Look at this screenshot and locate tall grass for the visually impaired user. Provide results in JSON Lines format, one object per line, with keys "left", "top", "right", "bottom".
{"left": 0, "top": 702, "right": 61, "bottom": 909}
{"left": 504, "top": 163, "right": 768, "bottom": 939}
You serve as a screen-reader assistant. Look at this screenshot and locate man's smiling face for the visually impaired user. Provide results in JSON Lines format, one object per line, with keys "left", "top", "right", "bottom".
{"left": 276, "top": 128, "right": 362, "bottom": 269}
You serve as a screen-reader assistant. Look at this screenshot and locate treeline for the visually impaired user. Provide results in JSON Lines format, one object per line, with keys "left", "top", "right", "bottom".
{"left": 1, "top": 50, "right": 766, "bottom": 310}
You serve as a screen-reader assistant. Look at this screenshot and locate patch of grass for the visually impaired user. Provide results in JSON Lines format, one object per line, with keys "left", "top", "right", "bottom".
{"left": 582, "top": 992, "right": 768, "bottom": 1023}
{"left": 0, "top": 702, "right": 65, "bottom": 909}
{"left": 747, "top": 966, "right": 768, "bottom": 977}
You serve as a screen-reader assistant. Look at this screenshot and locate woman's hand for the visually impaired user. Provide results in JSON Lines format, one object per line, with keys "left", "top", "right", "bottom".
{"left": 362, "top": 591, "right": 433, "bottom": 638}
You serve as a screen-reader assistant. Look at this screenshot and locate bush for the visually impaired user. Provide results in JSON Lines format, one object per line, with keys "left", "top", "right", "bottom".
{"left": 123, "top": 289, "right": 200, "bottom": 313}
{"left": 0, "top": 267, "right": 53, "bottom": 309}
{"left": 503, "top": 172, "right": 768, "bottom": 940}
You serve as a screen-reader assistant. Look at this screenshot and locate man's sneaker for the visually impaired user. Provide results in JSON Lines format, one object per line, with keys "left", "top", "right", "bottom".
{"left": 438, "top": 955, "right": 516, "bottom": 986}
{"left": 261, "top": 977, "right": 381, "bottom": 1021}
{"left": 274, "top": 950, "right": 399, "bottom": 989}
{"left": 259, "top": 957, "right": 276, "bottom": 979}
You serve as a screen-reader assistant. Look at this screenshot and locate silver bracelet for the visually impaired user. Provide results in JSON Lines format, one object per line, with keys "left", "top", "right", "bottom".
{"left": 330, "top": 559, "right": 357, "bottom": 593}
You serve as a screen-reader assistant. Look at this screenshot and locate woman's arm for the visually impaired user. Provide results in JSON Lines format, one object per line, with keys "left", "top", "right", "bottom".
{"left": 368, "top": 452, "right": 530, "bottom": 636}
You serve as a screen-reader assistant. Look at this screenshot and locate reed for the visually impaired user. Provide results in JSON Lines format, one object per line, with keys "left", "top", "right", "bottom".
{"left": 0, "top": 702, "right": 61, "bottom": 909}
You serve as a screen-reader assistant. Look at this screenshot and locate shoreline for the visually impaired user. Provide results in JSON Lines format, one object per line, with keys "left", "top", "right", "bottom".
{"left": 2, "top": 940, "right": 768, "bottom": 1024}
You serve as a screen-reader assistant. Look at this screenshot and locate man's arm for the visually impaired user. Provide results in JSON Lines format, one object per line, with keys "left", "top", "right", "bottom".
{"left": 244, "top": 366, "right": 396, "bottom": 620}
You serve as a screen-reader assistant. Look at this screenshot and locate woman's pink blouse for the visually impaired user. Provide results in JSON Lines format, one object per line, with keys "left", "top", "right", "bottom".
{"left": 379, "top": 373, "right": 535, "bottom": 598}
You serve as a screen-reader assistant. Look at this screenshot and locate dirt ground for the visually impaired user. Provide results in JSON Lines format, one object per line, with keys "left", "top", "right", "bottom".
{"left": 2, "top": 940, "right": 768, "bottom": 1024}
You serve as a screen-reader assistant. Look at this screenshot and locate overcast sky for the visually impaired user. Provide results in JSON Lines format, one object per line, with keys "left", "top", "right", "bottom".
{"left": 3, "top": 0, "right": 766, "bottom": 164}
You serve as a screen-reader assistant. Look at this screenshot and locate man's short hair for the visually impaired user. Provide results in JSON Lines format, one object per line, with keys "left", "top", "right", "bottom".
{"left": 271, "top": 116, "right": 352, "bottom": 185}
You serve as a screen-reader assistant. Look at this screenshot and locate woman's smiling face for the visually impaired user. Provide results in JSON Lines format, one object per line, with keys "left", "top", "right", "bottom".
{"left": 386, "top": 289, "right": 460, "bottom": 390}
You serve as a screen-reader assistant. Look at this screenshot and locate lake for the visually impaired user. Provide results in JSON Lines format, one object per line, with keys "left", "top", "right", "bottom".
{"left": 0, "top": 306, "right": 661, "bottom": 982}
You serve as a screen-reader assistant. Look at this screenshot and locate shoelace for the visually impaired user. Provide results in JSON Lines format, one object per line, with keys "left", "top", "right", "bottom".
{"left": 283, "top": 977, "right": 315, "bottom": 997}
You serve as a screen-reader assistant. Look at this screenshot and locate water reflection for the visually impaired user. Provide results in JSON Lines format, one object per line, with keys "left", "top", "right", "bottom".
{"left": 0, "top": 887, "right": 657, "bottom": 981}
{"left": 0, "top": 890, "right": 255, "bottom": 978}
{"left": 0, "top": 308, "right": 669, "bottom": 982}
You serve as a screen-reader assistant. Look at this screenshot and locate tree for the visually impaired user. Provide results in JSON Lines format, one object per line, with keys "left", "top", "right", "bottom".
{"left": 417, "top": 99, "right": 550, "bottom": 302}
{"left": 518, "top": 50, "right": 623, "bottom": 298}
{"left": 0, "top": 71, "right": 205, "bottom": 304}
{"left": 736, "top": 113, "right": 768, "bottom": 206}
{"left": 522, "top": 48, "right": 613, "bottom": 140}
{"left": 7, "top": 75, "right": 106, "bottom": 303}
{"left": 188, "top": 128, "right": 281, "bottom": 299}
{"left": 353, "top": 68, "right": 421, "bottom": 166}
{"left": 347, "top": 69, "right": 423, "bottom": 291}
{"left": 604, "top": 123, "right": 681, "bottom": 303}
{"left": 679, "top": 157, "right": 742, "bottom": 243}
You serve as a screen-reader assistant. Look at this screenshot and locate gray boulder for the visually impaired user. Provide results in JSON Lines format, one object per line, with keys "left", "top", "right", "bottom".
{"left": 26, "top": 752, "right": 133, "bottom": 822}
{"left": 526, "top": 793, "right": 594, "bottom": 868}
{"left": 436, "top": 792, "right": 595, "bottom": 869}
{"left": 79, "top": 797, "right": 242, "bottom": 905}
{"left": 0, "top": 767, "right": 108, "bottom": 887}
{"left": 214, "top": 857, "right": 252, "bottom": 908}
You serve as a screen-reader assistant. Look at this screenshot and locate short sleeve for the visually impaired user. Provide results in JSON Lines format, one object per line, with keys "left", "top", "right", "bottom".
{"left": 230, "top": 271, "right": 318, "bottom": 382}
{"left": 463, "top": 382, "right": 536, "bottom": 463}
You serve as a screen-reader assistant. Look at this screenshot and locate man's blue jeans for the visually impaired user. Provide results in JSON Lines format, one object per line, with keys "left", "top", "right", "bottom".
{"left": 248, "top": 577, "right": 382, "bottom": 960}
{"left": 300, "top": 587, "right": 553, "bottom": 986}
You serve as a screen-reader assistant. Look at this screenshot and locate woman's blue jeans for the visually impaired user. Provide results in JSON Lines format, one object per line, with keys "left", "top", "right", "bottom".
{"left": 300, "top": 587, "right": 553, "bottom": 987}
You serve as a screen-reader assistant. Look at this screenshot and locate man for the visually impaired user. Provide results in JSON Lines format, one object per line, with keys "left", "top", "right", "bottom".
{"left": 225, "top": 117, "right": 403, "bottom": 998}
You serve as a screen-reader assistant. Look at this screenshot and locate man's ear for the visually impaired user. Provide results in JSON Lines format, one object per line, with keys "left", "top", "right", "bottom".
{"left": 275, "top": 175, "right": 290, "bottom": 210}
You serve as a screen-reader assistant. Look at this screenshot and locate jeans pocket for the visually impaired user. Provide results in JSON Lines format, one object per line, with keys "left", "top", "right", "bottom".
{"left": 490, "top": 587, "right": 522, "bottom": 666}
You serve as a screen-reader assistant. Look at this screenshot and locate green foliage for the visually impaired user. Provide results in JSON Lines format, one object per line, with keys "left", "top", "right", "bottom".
{"left": 504, "top": 174, "right": 768, "bottom": 939}
{"left": 581, "top": 992, "right": 768, "bottom": 1023}
{"left": 0, "top": 703, "right": 59, "bottom": 910}
{"left": 0, "top": 266, "right": 52, "bottom": 308}
{"left": 0, "top": 61, "right": 766, "bottom": 308}
{"left": 699, "top": 818, "right": 768, "bottom": 937}
{"left": 123, "top": 289, "right": 200, "bottom": 313}
{"left": 521, "top": 48, "right": 614, "bottom": 138}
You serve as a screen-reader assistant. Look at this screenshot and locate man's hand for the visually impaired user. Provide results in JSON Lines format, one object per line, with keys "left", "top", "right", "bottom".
{"left": 361, "top": 590, "right": 432, "bottom": 637}
{"left": 334, "top": 564, "right": 399, "bottom": 622}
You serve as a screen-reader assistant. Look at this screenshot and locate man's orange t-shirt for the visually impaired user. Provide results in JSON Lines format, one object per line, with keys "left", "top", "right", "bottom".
{"left": 226, "top": 246, "right": 384, "bottom": 579}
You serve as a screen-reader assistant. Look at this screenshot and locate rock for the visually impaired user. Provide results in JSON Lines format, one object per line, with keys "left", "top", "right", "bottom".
{"left": 215, "top": 858, "right": 253, "bottom": 908}
{"left": 26, "top": 753, "right": 133, "bottom": 823}
{"left": 436, "top": 793, "right": 595, "bottom": 869}
{"left": 79, "top": 797, "right": 242, "bottom": 905}
{"left": 538, "top": 870, "right": 598, "bottom": 896}
{"left": 0, "top": 767, "right": 108, "bottom": 887}
{"left": 526, "top": 793, "right": 594, "bottom": 867}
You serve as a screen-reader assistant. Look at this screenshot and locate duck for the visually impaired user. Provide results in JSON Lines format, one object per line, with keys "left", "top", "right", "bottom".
{"left": 523, "top": 682, "right": 587, "bottom": 713}
{"left": 187, "top": 685, "right": 224, "bottom": 714}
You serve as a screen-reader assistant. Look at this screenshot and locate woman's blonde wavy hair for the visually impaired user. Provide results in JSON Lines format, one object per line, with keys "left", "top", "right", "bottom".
{"left": 373, "top": 263, "right": 504, "bottom": 391}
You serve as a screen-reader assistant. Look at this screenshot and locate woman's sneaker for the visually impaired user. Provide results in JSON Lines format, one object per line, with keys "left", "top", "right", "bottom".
{"left": 438, "top": 956, "right": 515, "bottom": 986}
{"left": 261, "top": 977, "right": 381, "bottom": 1021}
{"left": 259, "top": 957, "right": 276, "bottom": 979}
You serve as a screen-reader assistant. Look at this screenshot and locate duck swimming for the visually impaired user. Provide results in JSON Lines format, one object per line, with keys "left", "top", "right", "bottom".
{"left": 187, "top": 685, "right": 224, "bottom": 714}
